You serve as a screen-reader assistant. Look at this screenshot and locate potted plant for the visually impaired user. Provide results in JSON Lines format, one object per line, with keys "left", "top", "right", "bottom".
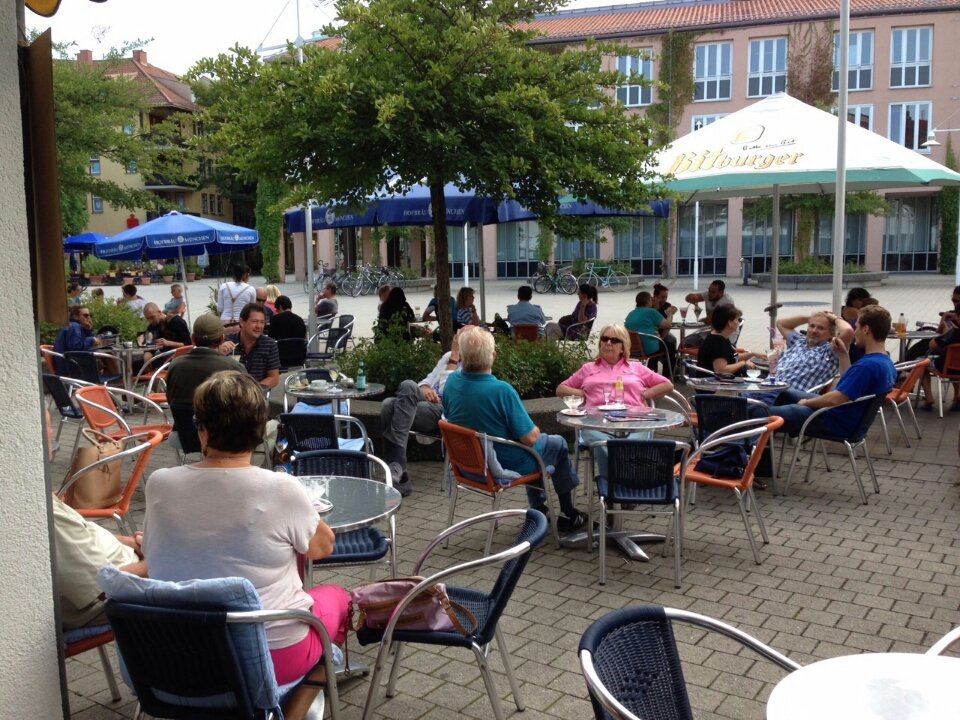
{"left": 161, "top": 263, "right": 177, "bottom": 283}
{"left": 185, "top": 258, "right": 200, "bottom": 282}
{"left": 81, "top": 256, "right": 110, "bottom": 285}
{"left": 139, "top": 265, "right": 153, "bottom": 285}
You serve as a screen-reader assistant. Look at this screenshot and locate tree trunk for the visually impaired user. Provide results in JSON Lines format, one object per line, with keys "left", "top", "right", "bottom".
{"left": 430, "top": 181, "right": 453, "bottom": 350}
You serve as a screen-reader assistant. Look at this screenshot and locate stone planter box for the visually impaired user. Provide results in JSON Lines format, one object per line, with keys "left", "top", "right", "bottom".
{"left": 752, "top": 271, "right": 887, "bottom": 289}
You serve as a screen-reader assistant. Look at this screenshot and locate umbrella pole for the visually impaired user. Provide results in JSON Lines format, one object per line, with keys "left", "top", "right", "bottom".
{"left": 832, "top": 0, "right": 851, "bottom": 314}
{"left": 770, "top": 185, "right": 780, "bottom": 349}
{"left": 463, "top": 222, "right": 469, "bottom": 288}
{"left": 477, "top": 224, "right": 486, "bottom": 322}
{"left": 693, "top": 201, "right": 700, "bottom": 291}
{"left": 305, "top": 203, "right": 317, "bottom": 351}
{"left": 178, "top": 247, "right": 192, "bottom": 330}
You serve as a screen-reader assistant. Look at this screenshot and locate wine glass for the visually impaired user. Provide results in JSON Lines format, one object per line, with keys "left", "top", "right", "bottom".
{"left": 679, "top": 305, "right": 689, "bottom": 323}
{"left": 693, "top": 305, "right": 703, "bottom": 322}
{"left": 746, "top": 367, "right": 762, "bottom": 381}
{"left": 603, "top": 385, "right": 614, "bottom": 405}
{"left": 563, "top": 395, "right": 584, "bottom": 413}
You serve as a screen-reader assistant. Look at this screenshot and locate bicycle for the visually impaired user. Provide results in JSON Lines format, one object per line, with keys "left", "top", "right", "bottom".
{"left": 577, "top": 262, "right": 630, "bottom": 292}
{"left": 531, "top": 262, "right": 577, "bottom": 294}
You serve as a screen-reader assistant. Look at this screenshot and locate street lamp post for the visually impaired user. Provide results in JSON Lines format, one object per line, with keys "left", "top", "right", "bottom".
{"left": 922, "top": 127, "right": 960, "bottom": 286}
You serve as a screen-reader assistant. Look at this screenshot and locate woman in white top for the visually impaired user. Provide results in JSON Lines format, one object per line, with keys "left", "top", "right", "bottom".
{"left": 142, "top": 370, "right": 347, "bottom": 686}
{"left": 217, "top": 264, "right": 257, "bottom": 323}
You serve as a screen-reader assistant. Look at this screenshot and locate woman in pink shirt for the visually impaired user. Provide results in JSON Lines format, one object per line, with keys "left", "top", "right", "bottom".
{"left": 557, "top": 323, "right": 674, "bottom": 476}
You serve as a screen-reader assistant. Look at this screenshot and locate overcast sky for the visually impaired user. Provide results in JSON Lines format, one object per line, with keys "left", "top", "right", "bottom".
{"left": 28, "top": 0, "right": 619, "bottom": 76}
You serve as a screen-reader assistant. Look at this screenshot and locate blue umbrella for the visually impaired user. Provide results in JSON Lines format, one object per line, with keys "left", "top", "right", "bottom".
{"left": 373, "top": 182, "right": 499, "bottom": 226}
{"left": 104, "top": 211, "right": 260, "bottom": 325}
{"left": 63, "top": 232, "right": 110, "bottom": 254}
{"left": 285, "top": 203, "right": 378, "bottom": 232}
{"left": 497, "top": 195, "right": 670, "bottom": 222}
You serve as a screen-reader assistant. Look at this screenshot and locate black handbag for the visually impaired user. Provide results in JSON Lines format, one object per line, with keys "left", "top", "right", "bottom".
{"left": 697, "top": 443, "right": 749, "bottom": 479}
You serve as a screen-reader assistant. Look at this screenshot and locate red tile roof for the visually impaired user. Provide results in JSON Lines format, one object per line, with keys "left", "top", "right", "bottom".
{"left": 524, "top": 0, "right": 960, "bottom": 43}
{"left": 101, "top": 58, "right": 196, "bottom": 111}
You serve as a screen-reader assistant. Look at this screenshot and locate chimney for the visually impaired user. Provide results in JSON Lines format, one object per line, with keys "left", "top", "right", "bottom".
{"left": 132, "top": 49, "right": 147, "bottom": 64}
{"left": 76, "top": 49, "right": 93, "bottom": 66}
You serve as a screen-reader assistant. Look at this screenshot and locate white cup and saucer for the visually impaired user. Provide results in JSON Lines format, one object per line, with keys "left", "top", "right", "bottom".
{"left": 309, "top": 379, "right": 330, "bottom": 391}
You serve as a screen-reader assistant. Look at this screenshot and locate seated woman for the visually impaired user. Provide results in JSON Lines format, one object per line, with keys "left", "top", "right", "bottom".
{"left": 556, "top": 323, "right": 673, "bottom": 476}
{"left": 142, "top": 370, "right": 347, "bottom": 687}
{"left": 697, "top": 305, "right": 761, "bottom": 376}
{"left": 376, "top": 286, "right": 416, "bottom": 342}
{"left": 546, "top": 284, "right": 598, "bottom": 340}
{"left": 455, "top": 286, "right": 482, "bottom": 327}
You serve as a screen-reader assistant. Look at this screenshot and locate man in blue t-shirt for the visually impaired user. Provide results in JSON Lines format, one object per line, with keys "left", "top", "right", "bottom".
{"left": 442, "top": 328, "right": 586, "bottom": 531}
{"left": 771, "top": 305, "right": 897, "bottom": 436}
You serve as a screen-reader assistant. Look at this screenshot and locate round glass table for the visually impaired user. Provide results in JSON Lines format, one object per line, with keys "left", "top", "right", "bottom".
{"left": 286, "top": 382, "right": 387, "bottom": 402}
{"left": 297, "top": 474, "right": 402, "bottom": 533}
{"left": 687, "top": 377, "right": 790, "bottom": 394}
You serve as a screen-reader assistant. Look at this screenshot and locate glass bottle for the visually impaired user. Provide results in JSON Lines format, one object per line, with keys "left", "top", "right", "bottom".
{"left": 356, "top": 359, "right": 367, "bottom": 390}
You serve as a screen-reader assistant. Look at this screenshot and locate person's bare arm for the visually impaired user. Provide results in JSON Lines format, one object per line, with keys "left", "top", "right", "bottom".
{"left": 659, "top": 307, "right": 677, "bottom": 330}
{"left": 712, "top": 355, "right": 756, "bottom": 375}
{"left": 420, "top": 384, "right": 440, "bottom": 403}
{"left": 832, "top": 336, "right": 852, "bottom": 376}
{"left": 685, "top": 292, "right": 705, "bottom": 304}
{"left": 259, "top": 369, "right": 280, "bottom": 389}
{"left": 304, "top": 521, "right": 336, "bottom": 560}
{"left": 557, "top": 383, "right": 585, "bottom": 398}
{"left": 798, "top": 388, "right": 850, "bottom": 409}
{"left": 642, "top": 381, "right": 674, "bottom": 402}
{"left": 119, "top": 559, "right": 149, "bottom": 577}
{"left": 776, "top": 315, "right": 807, "bottom": 338}
{"left": 519, "top": 426, "right": 541, "bottom": 446}
{"left": 831, "top": 313, "right": 855, "bottom": 347}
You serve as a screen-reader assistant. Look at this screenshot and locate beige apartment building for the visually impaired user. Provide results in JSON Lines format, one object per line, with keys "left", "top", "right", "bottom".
{"left": 78, "top": 49, "right": 234, "bottom": 236}
{"left": 294, "top": 0, "right": 960, "bottom": 282}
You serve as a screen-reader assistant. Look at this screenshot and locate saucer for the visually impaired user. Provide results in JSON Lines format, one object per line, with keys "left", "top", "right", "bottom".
{"left": 597, "top": 403, "right": 627, "bottom": 411}
{"left": 560, "top": 408, "right": 587, "bottom": 416}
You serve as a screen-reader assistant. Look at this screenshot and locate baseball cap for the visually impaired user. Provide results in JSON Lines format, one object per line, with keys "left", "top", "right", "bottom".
{"left": 193, "top": 314, "right": 225, "bottom": 344}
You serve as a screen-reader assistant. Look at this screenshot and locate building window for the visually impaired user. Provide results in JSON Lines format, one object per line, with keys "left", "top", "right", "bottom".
{"left": 883, "top": 195, "right": 939, "bottom": 272}
{"left": 748, "top": 37, "right": 787, "bottom": 97}
{"left": 122, "top": 124, "right": 135, "bottom": 136}
{"left": 125, "top": 160, "right": 138, "bottom": 174}
{"left": 742, "top": 202, "right": 793, "bottom": 274}
{"left": 89, "top": 156, "right": 101, "bottom": 175}
{"left": 677, "top": 202, "right": 728, "bottom": 276}
{"left": 615, "top": 217, "right": 666, "bottom": 276}
{"left": 201, "top": 193, "right": 208, "bottom": 214}
{"left": 694, "top": 42, "right": 731, "bottom": 102}
{"left": 216, "top": 195, "right": 224, "bottom": 215}
{"left": 555, "top": 235, "right": 599, "bottom": 265}
{"left": 447, "top": 225, "right": 478, "bottom": 279}
{"left": 889, "top": 102, "right": 931, "bottom": 151}
{"left": 616, "top": 52, "right": 653, "bottom": 107}
{"left": 890, "top": 27, "right": 931, "bottom": 88}
{"left": 845, "top": 105, "right": 873, "bottom": 130}
{"left": 175, "top": 193, "right": 186, "bottom": 209}
{"left": 496, "top": 221, "right": 540, "bottom": 278}
{"left": 833, "top": 30, "right": 874, "bottom": 91}
{"left": 692, "top": 114, "right": 727, "bottom": 132}
{"left": 91, "top": 196, "right": 103, "bottom": 214}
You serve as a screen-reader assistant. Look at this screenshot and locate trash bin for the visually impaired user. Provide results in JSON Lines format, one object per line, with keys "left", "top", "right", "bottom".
{"left": 740, "top": 257, "right": 751, "bottom": 286}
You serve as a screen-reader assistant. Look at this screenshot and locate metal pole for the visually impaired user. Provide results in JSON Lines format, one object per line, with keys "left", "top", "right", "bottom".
{"left": 832, "top": 0, "right": 851, "bottom": 314}
{"left": 463, "top": 222, "right": 469, "bottom": 288}
{"left": 477, "top": 225, "right": 487, "bottom": 321}
{"left": 178, "top": 247, "right": 191, "bottom": 329}
{"left": 770, "top": 185, "right": 780, "bottom": 349}
{"left": 304, "top": 204, "right": 317, "bottom": 350}
{"left": 693, "top": 201, "right": 700, "bottom": 291}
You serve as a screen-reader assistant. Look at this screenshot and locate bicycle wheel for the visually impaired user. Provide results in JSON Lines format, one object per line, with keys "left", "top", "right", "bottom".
{"left": 341, "top": 273, "right": 362, "bottom": 297}
{"left": 609, "top": 271, "right": 630, "bottom": 292}
{"left": 533, "top": 274, "right": 552, "bottom": 294}
{"left": 577, "top": 272, "right": 599, "bottom": 287}
{"left": 559, "top": 273, "right": 578, "bottom": 294}
{"left": 360, "top": 275, "right": 376, "bottom": 296}
{"left": 391, "top": 271, "right": 405, "bottom": 290}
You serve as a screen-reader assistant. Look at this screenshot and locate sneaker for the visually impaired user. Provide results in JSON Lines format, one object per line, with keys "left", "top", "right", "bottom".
{"left": 556, "top": 509, "right": 588, "bottom": 532}
{"left": 397, "top": 478, "right": 413, "bottom": 497}
{"left": 389, "top": 464, "right": 413, "bottom": 497}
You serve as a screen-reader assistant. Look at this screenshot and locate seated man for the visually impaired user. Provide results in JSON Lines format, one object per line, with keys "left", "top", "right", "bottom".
{"left": 267, "top": 295, "right": 307, "bottom": 341}
{"left": 652, "top": 283, "right": 678, "bottom": 370}
{"left": 53, "top": 305, "right": 99, "bottom": 373}
{"left": 52, "top": 494, "right": 146, "bottom": 631}
{"left": 315, "top": 282, "right": 339, "bottom": 319}
{"left": 918, "top": 323, "right": 960, "bottom": 411}
{"left": 905, "top": 285, "right": 960, "bottom": 362}
{"left": 166, "top": 315, "right": 246, "bottom": 406}
{"left": 380, "top": 327, "right": 471, "bottom": 497}
{"left": 222, "top": 303, "right": 281, "bottom": 390}
{"left": 754, "top": 311, "right": 854, "bottom": 405}
{"left": 119, "top": 283, "right": 147, "bottom": 316}
{"left": 684, "top": 279, "right": 733, "bottom": 347}
{"left": 143, "top": 302, "right": 191, "bottom": 350}
{"left": 625, "top": 290, "right": 675, "bottom": 374}
{"left": 505, "top": 285, "right": 545, "bottom": 337}
{"left": 442, "top": 328, "right": 586, "bottom": 531}
{"left": 770, "top": 305, "right": 897, "bottom": 436}
{"left": 255, "top": 288, "right": 275, "bottom": 323}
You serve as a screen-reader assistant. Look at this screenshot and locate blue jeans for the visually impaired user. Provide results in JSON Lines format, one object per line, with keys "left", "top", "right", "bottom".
{"left": 578, "top": 429, "right": 651, "bottom": 478}
{"left": 770, "top": 390, "right": 822, "bottom": 435}
{"left": 525, "top": 434, "right": 580, "bottom": 508}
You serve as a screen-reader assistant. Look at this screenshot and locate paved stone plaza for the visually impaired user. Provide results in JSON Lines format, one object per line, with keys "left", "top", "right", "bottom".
{"left": 61, "top": 273, "right": 960, "bottom": 719}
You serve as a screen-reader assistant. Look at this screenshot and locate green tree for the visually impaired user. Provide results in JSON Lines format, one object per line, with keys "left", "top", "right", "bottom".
{"left": 51, "top": 45, "right": 196, "bottom": 236}
{"left": 255, "top": 178, "right": 284, "bottom": 282}
{"left": 188, "top": 0, "right": 666, "bottom": 348}
{"left": 939, "top": 136, "right": 959, "bottom": 275}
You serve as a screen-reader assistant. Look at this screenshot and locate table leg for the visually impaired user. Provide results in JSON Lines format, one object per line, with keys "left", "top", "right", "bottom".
{"left": 899, "top": 336, "right": 907, "bottom": 363}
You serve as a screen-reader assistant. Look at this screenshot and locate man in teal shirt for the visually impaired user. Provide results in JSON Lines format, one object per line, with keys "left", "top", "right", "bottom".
{"left": 442, "top": 329, "right": 586, "bottom": 531}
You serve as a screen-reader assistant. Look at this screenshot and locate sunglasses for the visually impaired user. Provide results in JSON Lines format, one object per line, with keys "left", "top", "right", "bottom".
{"left": 599, "top": 336, "right": 623, "bottom": 345}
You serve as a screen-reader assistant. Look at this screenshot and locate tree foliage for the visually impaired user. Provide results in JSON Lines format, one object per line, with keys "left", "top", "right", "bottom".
{"left": 188, "top": 0, "right": 667, "bottom": 347}
{"left": 939, "top": 136, "right": 959, "bottom": 275}
{"left": 255, "top": 178, "right": 284, "bottom": 282}
{"left": 51, "top": 46, "right": 196, "bottom": 236}
{"left": 787, "top": 22, "right": 836, "bottom": 110}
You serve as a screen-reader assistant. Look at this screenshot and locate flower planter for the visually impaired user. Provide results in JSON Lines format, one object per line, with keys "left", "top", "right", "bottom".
{"left": 752, "top": 271, "right": 887, "bottom": 289}
{"left": 162, "top": 275, "right": 174, "bottom": 284}
{"left": 88, "top": 275, "right": 104, "bottom": 286}
{"left": 186, "top": 272, "right": 197, "bottom": 282}
{"left": 140, "top": 275, "right": 152, "bottom": 285}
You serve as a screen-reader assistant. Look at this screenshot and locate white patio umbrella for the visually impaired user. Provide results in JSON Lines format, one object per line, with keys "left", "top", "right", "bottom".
{"left": 655, "top": 93, "right": 960, "bottom": 333}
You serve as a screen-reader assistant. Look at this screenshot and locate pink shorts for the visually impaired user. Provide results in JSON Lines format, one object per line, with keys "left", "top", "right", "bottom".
{"left": 270, "top": 585, "right": 349, "bottom": 686}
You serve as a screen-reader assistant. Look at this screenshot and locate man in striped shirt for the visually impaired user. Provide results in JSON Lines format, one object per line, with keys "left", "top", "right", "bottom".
{"left": 222, "top": 303, "right": 280, "bottom": 390}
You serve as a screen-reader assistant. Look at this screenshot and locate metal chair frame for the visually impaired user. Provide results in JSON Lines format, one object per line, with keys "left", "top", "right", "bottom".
{"left": 629, "top": 331, "right": 673, "bottom": 380}
{"left": 877, "top": 358, "right": 929, "bottom": 452}
{"left": 63, "top": 350, "right": 125, "bottom": 387}
{"left": 42, "top": 374, "right": 92, "bottom": 460}
{"left": 64, "top": 629, "right": 122, "bottom": 714}
{"left": 73, "top": 385, "right": 172, "bottom": 442}
{"left": 927, "top": 626, "right": 960, "bottom": 655}
{"left": 279, "top": 412, "right": 372, "bottom": 454}
{"left": 438, "top": 420, "right": 561, "bottom": 553}
{"left": 782, "top": 394, "right": 886, "bottom": 505}
{"left": 359, "top": 509, "right": 547, "bottom": 720}
{"left": 929, "top": 344, "right": 960, "bottom": 417}
{"left": 579, "top": 605, "right": 800, "bottom": 720}
{"left": 307, "top": 315, "right": 354, "bottom": 365}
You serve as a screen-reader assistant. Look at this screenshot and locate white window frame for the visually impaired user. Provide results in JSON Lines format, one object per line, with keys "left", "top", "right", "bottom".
{"left": 691, "top": 114, "right": 727, "bottom": 132}
{"left": 91, "top": 195, "right": 104, "bottom": 214}
{"left": 890, "top": 27, "right": 932, "bottom": 88}
{"left": 89, "top": 156, "right": 101, "bottom": 175}
{"left": 694, "top": 42, "right": 732, "bottom": 102}
{"left": 833, "top": 30, "right": 874, "bottom": 91}
{"left": 616, "top": 52, "right": 653, "bottom": 107}
{"left": 845, "top": 104, "right": 874, "bottom": 131}
{"left": 747, "top": 37, "right": 787, "bottom": 98}
{"left": 888, "top": 101, "right": 932, "bottom": 153}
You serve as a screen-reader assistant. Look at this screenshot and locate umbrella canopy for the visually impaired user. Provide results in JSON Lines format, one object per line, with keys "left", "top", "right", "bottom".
{"left": 497, "top": 195, "right": 670, "bottom": 222}
{"left": 105, "top": 211, "right": 259, "bottom": 260}
{"left": 285, "top": 203, "right": 378, "bottom": 232}
{"left": 63, "top": 232, "right": 110, "bottom": 254}
{"left": 656, "top": 93, "right": 960, "bottom": 199}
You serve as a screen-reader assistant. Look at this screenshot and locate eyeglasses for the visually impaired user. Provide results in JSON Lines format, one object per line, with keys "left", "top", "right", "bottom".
{"left": 599, "top": 336, "right": 623, "bottom": 345}
{"left": 192, "top": 416, "right": 202, "bottom": 430}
